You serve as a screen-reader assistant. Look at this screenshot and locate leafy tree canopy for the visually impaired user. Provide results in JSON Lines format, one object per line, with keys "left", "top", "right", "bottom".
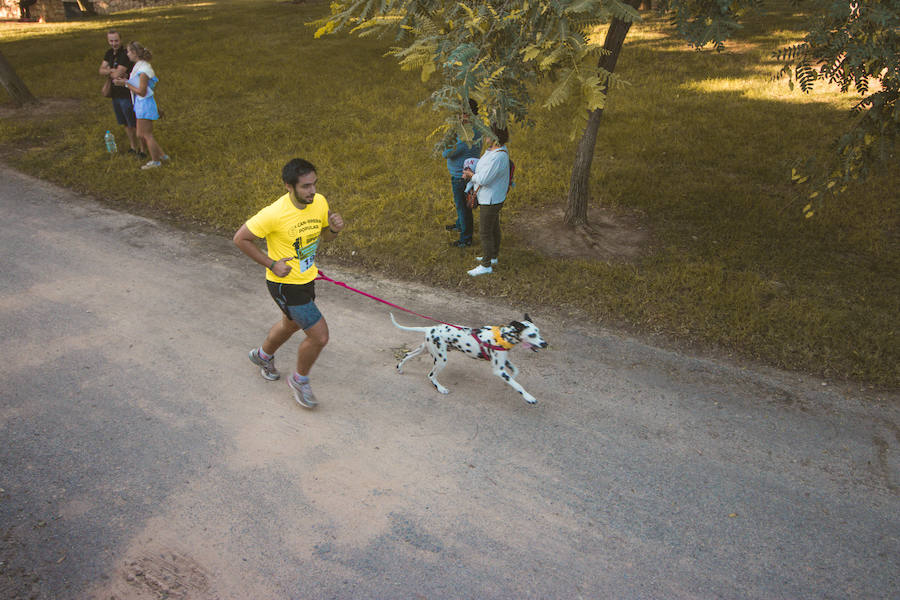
{"left": 776, "top": 0, "right": 899, "bottom": 214}
{"left": 313, "top": 0, "right": 762, "bottom": 142}
{"left": 315, "top": 0, "right": 645, "bottom": 148}
{"left": 314, "top": 0, "right": 898, "bottom": 214}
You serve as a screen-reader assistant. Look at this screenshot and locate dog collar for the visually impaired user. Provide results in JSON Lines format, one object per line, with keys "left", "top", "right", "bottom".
{"left": 491, "top": 327, "right": 515, "bottom": 350}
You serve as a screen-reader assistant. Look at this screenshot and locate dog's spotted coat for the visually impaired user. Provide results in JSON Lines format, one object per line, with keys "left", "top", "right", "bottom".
{"left": 391, "top": 313, "right": 548, "bottom": 404}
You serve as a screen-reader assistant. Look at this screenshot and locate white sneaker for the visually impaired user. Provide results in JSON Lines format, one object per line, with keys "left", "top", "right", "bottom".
{"left": 468, "top": 265, "right": 493, "bottom": 277}
{"left": 248, "top": 348, "right": 280, "bottom": 381}
{"left": 288, "top": 376, "right": 318, "bottom": 408}
{"left": 475, "top": 257, "right": 499, "bottom": 265}
{"left": 141, "top": 160, "right": 162, "bottom": 170}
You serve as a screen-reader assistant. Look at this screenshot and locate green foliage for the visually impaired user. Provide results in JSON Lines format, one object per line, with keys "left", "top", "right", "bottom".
{"left": 661, "top": 0, "right": 764, "bottom": 50}
{"left": 316, "top": 0, "right": 897, "bottom": 219}
{"left": 312, "top": 0, "right": 640, "bottom": 145}
{"left": 774, "top": 0, "right": 899, "bottom": 213}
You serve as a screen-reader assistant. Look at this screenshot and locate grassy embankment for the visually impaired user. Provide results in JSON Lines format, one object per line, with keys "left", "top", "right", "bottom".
{"left": 0, "top": 0, "right": 897, "bottom": 386}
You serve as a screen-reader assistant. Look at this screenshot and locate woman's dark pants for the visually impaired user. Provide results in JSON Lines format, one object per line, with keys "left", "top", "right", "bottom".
{"left": 478, "top": 202, "right": 503, "bottom": 266}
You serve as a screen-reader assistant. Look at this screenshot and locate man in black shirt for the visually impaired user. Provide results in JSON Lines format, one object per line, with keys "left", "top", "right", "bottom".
{"left": 98, "top": 31, "right": 144, "bottom": 156}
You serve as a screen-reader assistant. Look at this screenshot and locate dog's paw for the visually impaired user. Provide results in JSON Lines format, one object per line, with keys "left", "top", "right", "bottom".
{"left": 432, "top": 382, "right": 449, "bottom": 394}
{"left": 396, "top": 365, "right": 404, "bottom": 374}
{"left": 523, "top": 395, "right": 537, "bottom": 404}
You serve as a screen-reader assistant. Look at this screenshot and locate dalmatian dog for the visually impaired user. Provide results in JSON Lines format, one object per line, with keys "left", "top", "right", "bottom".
{"left": 390, "top": 312, "right": 548, "bottom": 404}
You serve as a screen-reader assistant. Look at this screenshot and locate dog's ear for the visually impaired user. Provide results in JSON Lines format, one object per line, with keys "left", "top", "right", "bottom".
{"left": 523, "top": 313, "right": 531, "bottom": 323}
{"left": 511, "top": 320, "right": 526, "bottom": 332}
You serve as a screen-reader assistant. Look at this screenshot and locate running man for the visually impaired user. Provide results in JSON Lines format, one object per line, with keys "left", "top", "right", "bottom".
{"left": 233, "top": 158, "right": 345, "bottom": 408}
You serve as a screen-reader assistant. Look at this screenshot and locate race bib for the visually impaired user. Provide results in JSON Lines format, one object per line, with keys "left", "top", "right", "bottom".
{"left": 294, "top": 238, "right": 319, "bottom": 272}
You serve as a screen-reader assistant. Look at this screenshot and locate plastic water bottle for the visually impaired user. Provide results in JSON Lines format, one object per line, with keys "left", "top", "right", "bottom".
{"left": 104, "top": 130, "right": 117, "bottom": 153}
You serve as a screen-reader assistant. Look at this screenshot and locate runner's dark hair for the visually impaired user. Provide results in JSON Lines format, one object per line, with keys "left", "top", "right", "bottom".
{"left": 282, "top": 158, "right": 317, "bottom": 185}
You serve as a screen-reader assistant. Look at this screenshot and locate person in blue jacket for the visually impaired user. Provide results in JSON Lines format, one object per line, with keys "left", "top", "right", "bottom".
{"left": 441, "top": 99, "right": 482, "bottom": 247}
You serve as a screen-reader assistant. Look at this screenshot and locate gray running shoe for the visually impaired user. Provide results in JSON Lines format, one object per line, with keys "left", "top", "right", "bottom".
{"left": 249, "top": 348, "right": 280, "bottom": 381}
{"left": 288, "top": 377, "right": 318, "bottom": 409}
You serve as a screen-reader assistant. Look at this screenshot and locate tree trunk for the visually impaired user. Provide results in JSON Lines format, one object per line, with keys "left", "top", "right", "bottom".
{"left": 564, "top": 3, "right": 640, "bottom": 227}
{"left": 0, "top": 51, "right": 38, "bottom": 107}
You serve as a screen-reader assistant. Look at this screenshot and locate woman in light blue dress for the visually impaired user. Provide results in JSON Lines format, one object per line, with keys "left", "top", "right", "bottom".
{"left": 114, "top": 42, "right": 168, "bottom": 170}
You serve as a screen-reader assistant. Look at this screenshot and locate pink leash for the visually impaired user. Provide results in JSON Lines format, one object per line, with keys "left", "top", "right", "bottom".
{"left": 315, "top": 270, "right": 457, "bottom": 326}
{"left": 315, "top": 270, "right": 507, "bottom": 356}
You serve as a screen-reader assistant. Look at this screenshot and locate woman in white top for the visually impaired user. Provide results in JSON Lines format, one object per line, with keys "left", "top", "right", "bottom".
{"left": 466, "top": 125, "right": 510, "bottom": 277}
{"left": 114, "top": 41, "right": 168, "bottom": 170}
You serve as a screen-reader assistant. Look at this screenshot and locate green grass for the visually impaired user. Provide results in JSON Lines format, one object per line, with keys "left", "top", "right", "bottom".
{"left": 1, "top": 0, "right": 897, "bottom": 386}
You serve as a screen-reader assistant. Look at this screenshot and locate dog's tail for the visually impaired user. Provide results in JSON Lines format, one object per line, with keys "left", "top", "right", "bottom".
{"left": 390, "top": 312, "right": 433, "bottom": 333}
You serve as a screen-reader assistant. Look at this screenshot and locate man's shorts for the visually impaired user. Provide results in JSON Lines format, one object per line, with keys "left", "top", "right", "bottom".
{"left": 112, "top": 97, "right": 137, "bottom": 128}
{"left": 267, "top": 280, "right": 323, "bottom": 330}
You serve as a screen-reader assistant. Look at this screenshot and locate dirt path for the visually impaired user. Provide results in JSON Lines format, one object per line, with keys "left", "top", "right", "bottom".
{"left": 1, "top": 165, "right": 898, "bottom": 599}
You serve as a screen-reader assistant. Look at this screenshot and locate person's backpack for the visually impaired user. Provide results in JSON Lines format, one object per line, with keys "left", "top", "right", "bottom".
{"left": 499, "top": 148, "right": 515, "bottom": 195}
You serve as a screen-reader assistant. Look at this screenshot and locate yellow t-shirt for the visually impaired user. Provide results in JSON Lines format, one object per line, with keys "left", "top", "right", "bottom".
{"left": 245, "top": 192, "right": 330, "bottom": 285}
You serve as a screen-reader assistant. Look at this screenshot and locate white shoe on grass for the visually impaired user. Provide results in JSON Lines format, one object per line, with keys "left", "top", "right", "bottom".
{"left": 475, "top": 257, "right": 499, "bottom": 265}
{"left": 468, "top": 265, "right": 493, "bottom": 277}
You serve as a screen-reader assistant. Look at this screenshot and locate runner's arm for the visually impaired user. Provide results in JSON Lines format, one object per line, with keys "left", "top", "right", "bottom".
{"left": 321, "top": 211, "right": 344, "bottom": 242}
{"left": 233, "top": 224, "right": 274, "bottom": 269}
